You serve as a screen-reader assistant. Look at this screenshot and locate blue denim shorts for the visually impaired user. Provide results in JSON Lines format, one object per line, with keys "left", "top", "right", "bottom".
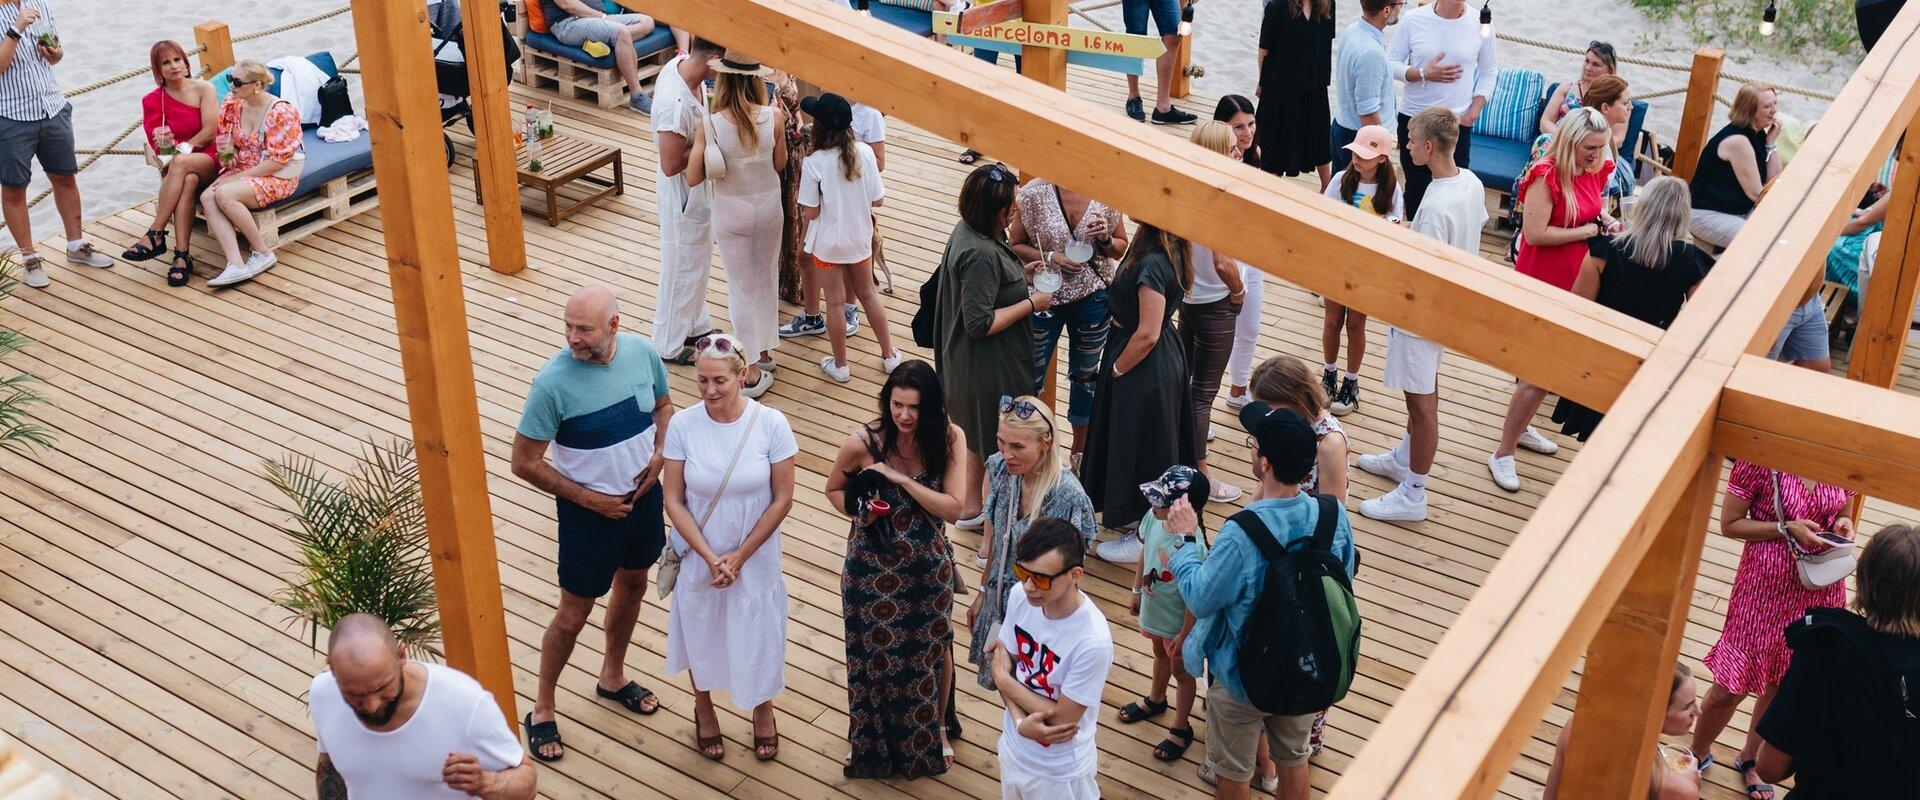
{"left": 1123, "top": 0, "right": 1181, "bottom": 37}
{"left": 1767, "top": 294, "right": 1830, "bottom": 363}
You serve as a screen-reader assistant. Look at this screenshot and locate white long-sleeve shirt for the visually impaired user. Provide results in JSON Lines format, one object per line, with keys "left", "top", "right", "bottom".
{"left": 1387, "top": 3, "right": 1497, "bottom": 118}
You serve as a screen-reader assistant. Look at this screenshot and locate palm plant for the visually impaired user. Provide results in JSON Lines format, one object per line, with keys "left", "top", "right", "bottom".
{"left": 270, "top": 438, "right": 442, "bottom": 658}
{"left": 0, "top": 259, "right": 53, "bottom": 455}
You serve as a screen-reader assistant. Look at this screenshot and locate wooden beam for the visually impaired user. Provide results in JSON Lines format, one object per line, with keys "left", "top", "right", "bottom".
{"left": 348, "top": 0, "right": 517, "bottom": 728}
{"left": 1670, "top": 48, "right": 1724, "bottom": 182}
{"left": 459, "top": 0, "right": 528, "bottom": 275}
{"left": 1556, "top": 456, "right": 1718, "bottom": 798}
{"left": 1717, "top": 354, "right": 1920, "bottom": 508}
{"left": 193, "top": 21, "right": 234, "bottom": 77}
{"left": 1170, "top": 0, "right": 1192, "bottom": 98}
{"left": 641, "top": 0, "right": 1660, "bottom": 412}
{"left": 1332, "top": 5, "right": 1920, "bottom": 795}
{"left": 1845, "top": 112, "right": 1920, "bottom": 389}
{"left": 1018, "top": 0, "right": 1068, "bottom": 88}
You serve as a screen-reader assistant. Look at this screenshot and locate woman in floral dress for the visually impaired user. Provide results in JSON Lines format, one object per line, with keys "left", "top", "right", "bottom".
{"left": 201, "top": 58, "right": 303, "bottom": 287}
{"left": 770, "top": 70, "right": 807, "bottom": 303}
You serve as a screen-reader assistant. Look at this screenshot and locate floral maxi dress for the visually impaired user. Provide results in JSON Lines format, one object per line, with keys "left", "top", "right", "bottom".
{"left": 217, "top": 95, "right": 302, "bottom": 206}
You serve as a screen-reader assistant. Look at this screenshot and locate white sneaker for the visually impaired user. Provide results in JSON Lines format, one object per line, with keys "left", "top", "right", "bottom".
{"left": 18, "top": 254, "right": 48, "bottom": 288}
{"left": 844, "top": 304, "right": 860, "bottom": 336}
{"left": 1355, "top": 451, "right": 1412, "bottom": 485}
{"left": 1360, "top": 484, "right": 1428, "bottom": 522}
{"left": 243, "top": 249, "right": 277, "bottom": 277}
{"left": 1095, "top": 533, "right": 1144, "bottom": 564}
{"left": 1225, "top": 391, "right": 1251, "bottom": 409}
{"left": 1208, "top": 480, "right": 1243, "bottom": 503}
{"left": 881, "top": 348, "right": 903, "bottom": 374}
{"left": 65, "top": 242, "right": 113, "bottom": 269}
{"left": 1518, "top": 426, "right": 1559, "bottom": 455}
{"left": 742, "top": 369, "right": 774, "bottom": 399}
{"left": 206, "top": 262, "right": 248, "bottom": 287}
{"left": 956, "top": 511, "right": 986, "bottom": 530}
{"left": 1487, "top": 453, "right": 1520, "bottom": 492}
{"left": 819, "top": 356, "right": 851, "bottom": 383}
{"left": 1206, "top": 424, "right": 1216, "bottom": 442}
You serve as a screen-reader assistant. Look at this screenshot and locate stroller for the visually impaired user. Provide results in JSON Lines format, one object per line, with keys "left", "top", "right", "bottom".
{"left": 427, "top": 0, "right": 521, "bottom": 165}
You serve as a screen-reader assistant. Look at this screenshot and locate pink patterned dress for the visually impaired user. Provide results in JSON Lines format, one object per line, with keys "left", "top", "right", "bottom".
{"left": 1703, "top": 460, "right": 1856, "bottom": 695}
{"left": 217, "top": 95, "right": 302, "bottom": 206}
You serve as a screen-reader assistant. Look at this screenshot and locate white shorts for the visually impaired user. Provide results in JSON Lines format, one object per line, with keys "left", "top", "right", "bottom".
{"left": 1000, "top": 761, "right": 1100, "bottom": 800}
{"left": 1383, "top": 326, "right": 1442, "bottom": 395}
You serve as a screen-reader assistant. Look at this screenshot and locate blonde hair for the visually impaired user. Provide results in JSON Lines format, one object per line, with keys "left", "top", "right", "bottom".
{"left": 1728, "top": 84, "right": 1774, "bottom": 129}
{"left": 998, "top": 395, "right": 1062, "bottom": 526}
{"left": 712, "top": 72, "right": 766, "bottom": 151}
{"left": 1543, "top": 107, "right": 1612, "bottom": 219}
{"left": 693, "top": 333, "right": 749, "bottom": 373}
{"left": 1618, "top": 176, "right": 1690, "bottom": 269}
{"left": 231, "top": 59, "right": 273, "bottom": 88}
{"left": 1249, "top": 355, "right": 1328, "bottom": 422}
{"left": 1189, "top": 120, "right": 1235, "bottom": 157}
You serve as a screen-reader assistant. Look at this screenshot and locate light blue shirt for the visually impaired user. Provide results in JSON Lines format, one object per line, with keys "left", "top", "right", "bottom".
{"left": 1333, "top": 19, "right": 1394, "bottom": 131}
{"left": 1169, "top": 493, "right": 1357, "bottom": 704}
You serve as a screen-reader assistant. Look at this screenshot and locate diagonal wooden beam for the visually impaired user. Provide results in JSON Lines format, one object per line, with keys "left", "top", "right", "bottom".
{"left": 1716, "top": 354, "right": 1920, "bottom": 508}
{"left": 1332, "top": 5, "right": 1920, "bottom": 795}
{"left": 642, "top": 0, "right": 1660, "bottom": 411}
{"left": 1845, "top": 112, "right": 1920, "bottom": 389}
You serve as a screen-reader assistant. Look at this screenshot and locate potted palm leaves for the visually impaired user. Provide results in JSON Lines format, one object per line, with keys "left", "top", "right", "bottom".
{"left": 0, "top": 259, "right": 52, "bottom": 455}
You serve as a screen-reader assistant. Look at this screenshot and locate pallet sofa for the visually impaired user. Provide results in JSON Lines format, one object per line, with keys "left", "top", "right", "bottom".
{"left": 203, "top": 52, "right": 377, "bottom": 250}
{"left": 513, "top": 1, "right": 677, "bottom": 109}
{"left": 1467, "top": 67, "right": 1649, "bottom": 217}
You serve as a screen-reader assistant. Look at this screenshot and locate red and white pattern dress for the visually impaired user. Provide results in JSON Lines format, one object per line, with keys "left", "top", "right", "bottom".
{"left": 217, "top": 95, "right": 302, "bottom": 206}
{"left": 1702, "top": 460, "right": 1855, "bottom": 695}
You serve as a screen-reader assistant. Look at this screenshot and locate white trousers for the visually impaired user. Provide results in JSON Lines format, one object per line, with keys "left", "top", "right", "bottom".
{"left": 1226, "top": 270, "right": 1265, "bottom": 388}
{"left": 652, "top": 174, "right": 715, "bottom": 355}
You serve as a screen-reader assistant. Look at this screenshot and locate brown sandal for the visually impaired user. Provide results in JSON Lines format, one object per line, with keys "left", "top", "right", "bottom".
{"left": 695, "top": 729, "right": 725, "bottom": 761}
{"left": 754, "top": 731, "right": 779, "bottom": 761}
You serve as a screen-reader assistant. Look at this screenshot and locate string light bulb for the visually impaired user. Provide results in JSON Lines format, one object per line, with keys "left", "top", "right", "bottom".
{"left": 1178, "top": 1, "right": 1196, "bottom": 37}
{"left": 1760, "top": 0, "right": 1777, "bottom": 36}
{"left": 1479, "top": 0, "right": 1493, "bottom": 38}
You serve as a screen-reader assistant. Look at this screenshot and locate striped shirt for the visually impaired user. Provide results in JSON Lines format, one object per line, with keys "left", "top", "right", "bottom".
{"left": 0, "top": 0, "right": 65, "bottom": 121}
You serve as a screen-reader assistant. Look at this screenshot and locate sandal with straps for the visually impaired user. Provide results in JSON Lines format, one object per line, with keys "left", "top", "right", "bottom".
{"left": 1730, "top": 757, "right": 1775, "bottom": 800}
{"left": 522, "top": 712, "right": 564, "bottom": 762}
{"left": 1153, "top": 726, "right": 1194, "bottom": 762}
{"left": 166, "top": 249, "right": 193, "bottom": 287}
{"left": 122, "top": 229, "right": 167, "bottom": 262}
{"left": 1117, "top": 696, "right": 1168, "bottom": 723}
{"left": 595, "top": 681, "right": 661, "bottom": 716}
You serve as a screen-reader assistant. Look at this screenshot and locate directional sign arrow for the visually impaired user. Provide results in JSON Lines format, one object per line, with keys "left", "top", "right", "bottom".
{"left": 933, "top": 12, "right": 1168, "bottom": 59}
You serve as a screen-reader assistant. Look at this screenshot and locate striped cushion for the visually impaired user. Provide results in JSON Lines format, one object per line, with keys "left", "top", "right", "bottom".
{"left": 876, "top": 0, "right": 941, "bottom": 9}
{"left": 1473, "top": 67, "right": 1544, "bottom": 142}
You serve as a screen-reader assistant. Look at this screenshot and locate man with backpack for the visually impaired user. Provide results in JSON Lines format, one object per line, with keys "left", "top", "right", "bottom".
{"left": 1162, "top": 405, "right": 1359, "bottom": 800}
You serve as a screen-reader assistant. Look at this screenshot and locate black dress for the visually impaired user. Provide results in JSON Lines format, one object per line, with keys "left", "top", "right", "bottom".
{"left": 1083, "top": 253, "right": 1198, "bottom": 527}
{"left": 841, "top": 432, "right": 955, "bottom": 779}
{"left": 1255, "top": 0, "right": 1336, "bottom": 177}
{"left": 1552, "top": 236, "right": 1712, "bottom": 439}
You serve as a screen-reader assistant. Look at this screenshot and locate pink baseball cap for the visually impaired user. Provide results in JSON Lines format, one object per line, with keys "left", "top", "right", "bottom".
{"left": 1344, "top": 124, "right": 1397, "bottom": 161}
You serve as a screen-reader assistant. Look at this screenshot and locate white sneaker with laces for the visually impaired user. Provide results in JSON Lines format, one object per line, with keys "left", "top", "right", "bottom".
{"left": 206, "top": 262, "right": 248, "bottom": 287}
{"left": 1208, "top": 481, "right": 1243, "bottom": 503}
{"left": 1095, "top": 533, "right": 1144, "bottom": 564}
{"left": 19, "top": 255, "right": 48, "bottom": 288}
{"left": 1518, "top": 426, "right": 1559, "bottom": 455}
{"left": 881, "top": 349, "right": 903, "bottom": 374}
{"left": 1360, "top": 484, "right": 1428, "bottom": 522}
{"left": 1225, "top": 392, "right": 1251, "bottom": 409}
{"left": 66, "top": 242, "right": 113, "bottom": 269}
{"left": 819, "top": 356, "right": 851, "bottom": 383}
{"left": 844, "top": 305, "right": 860, "bottom": 336}
{"left": 241, "top": 250, "right": 277, "bottom": 281}
{"left": 1487, "top": 453, "right": 1520, "bottom": 492}
{"left": 1355, "top": 451, "right": 1412, "bottom": 484}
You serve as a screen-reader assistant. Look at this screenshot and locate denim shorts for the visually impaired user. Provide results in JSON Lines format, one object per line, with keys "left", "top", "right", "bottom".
{"left": 1123, "top": 0, "right": 1181, "bottom": 37}
{"left": 1768, "top": 294, "right": 1830, "bottom": 363}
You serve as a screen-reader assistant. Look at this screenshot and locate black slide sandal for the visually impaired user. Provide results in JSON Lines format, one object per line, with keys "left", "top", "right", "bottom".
{"left": 595, "top": 681, "right": 660, "bottom": 715}
{"left": 524, "top": 712, "right": 564, "bottom": 762}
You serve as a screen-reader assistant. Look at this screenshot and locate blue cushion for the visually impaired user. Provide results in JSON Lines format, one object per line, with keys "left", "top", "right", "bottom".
{"left": 523, "top": 25, "right": 673, "bottom": 70}
{"left": 1473, "top": 67, "right": 1544, "bottom": 142}
{"left": 274, "top": 127, "right": 372, "bottom": 207}
{"left": 868, "top": 3, "right": 934, "bottom": 36}
{"left": 1467, "top": 131, "right": 1533, "bottom": 195}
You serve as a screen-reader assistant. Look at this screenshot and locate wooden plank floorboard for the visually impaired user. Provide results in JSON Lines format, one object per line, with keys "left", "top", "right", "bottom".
{"left": 3, "top": 62, "right": 1907, "bottom": 799}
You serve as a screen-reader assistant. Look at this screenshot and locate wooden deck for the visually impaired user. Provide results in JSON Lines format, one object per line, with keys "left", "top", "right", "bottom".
{"left": 1, "top": 62, "right": 1915, "bottom": 800}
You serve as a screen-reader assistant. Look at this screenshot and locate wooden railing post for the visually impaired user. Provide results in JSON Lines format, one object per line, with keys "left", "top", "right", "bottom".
{"left": 193, "top": 21, "right": 235, "bottom": 77}
{"left": 348, "top": 0, "right": 518, "bottom": 729}
{"left": 1170, "top": 0, "right": 1193, "bottom": 99}
{"left": 1846, "top": 113, "right": 1920, "bottom": 389}
{"left": 459, "top": 0, "right": 528, "bottom": 274}
{"left": 1556, "top": 457, "right": 1719, "bottom": 797}
{"left": 1671, "top": 47, "right": 1724, "bottom": 182}
{"left": 1021, "top": 0, "right": 1068, "bottom": 410}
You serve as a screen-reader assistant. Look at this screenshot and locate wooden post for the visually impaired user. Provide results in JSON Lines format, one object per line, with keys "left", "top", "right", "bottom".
{"left": 193, "top": 21, "right": 235, "bottom": 77}
{"left": 1555, "top": 457, "right": 1719, "bottom": 797}
{"left": 1845, "top": 112, "right": 1920, "bottom": 389}
{"left": 349, "top": 0, "right": 518, "bottom": 729}
{"left": 1671, "top": 47, "right": 1725, "bottom": 182}
{"left": 459, "top": 0, "right": 528, "bottom": 274}
{"left": 1020, "top": 0, "right": 1068, "bottom": 410}
{"left": 1170, "top": 0, "right": 1193, "bottom": 99}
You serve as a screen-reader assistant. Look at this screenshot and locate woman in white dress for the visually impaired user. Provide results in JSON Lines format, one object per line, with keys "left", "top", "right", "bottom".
{"left": 689, "top": 52, "right": 787, "bottom": 398}
{"left": 662, "top": 334, "right": 799, "bottom": 762}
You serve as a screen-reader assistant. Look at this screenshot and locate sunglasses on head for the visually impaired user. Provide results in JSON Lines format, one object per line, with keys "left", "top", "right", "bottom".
{"left": 984, "top": 163, "right": 1013, "bottom": 183}
{"left": 694, "top": 335, "right": 738, "bottom": 356}
{"left": 1012, "top": 560, "right": 1076, "bottom": 591}
{"left": 1588, "top": 40, "right": 1615, "bottom": 56}
{"left": 999, "top": 395, "right": 1043, "bottom": 420}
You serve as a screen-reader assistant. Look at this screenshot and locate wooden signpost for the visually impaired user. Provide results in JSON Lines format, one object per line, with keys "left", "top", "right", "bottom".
{"left": 934, "top": 7, "right": 1165, "bottom": 76}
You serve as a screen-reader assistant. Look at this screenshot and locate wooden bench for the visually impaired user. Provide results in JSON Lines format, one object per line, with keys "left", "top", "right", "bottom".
{"left": 512, "top": 1, "right": 676, "bottom": 109}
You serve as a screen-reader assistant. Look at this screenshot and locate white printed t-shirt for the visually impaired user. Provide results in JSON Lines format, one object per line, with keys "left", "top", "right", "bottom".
{"left": 799, "top": 142, "right": 885, "bottom": 264}
{"left": 996, "top": 587, "right": 1114, "bottom": 782}
{"left": 311, "top": 663, "right": 523, "bottom": 800}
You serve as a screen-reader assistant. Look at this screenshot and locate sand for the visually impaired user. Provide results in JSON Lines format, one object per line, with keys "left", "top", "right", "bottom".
{"left": 38, "top": 0, "right": 1861, "bottom": 239}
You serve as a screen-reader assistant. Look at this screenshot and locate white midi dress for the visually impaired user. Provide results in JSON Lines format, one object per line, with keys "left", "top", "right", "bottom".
{"left": 709, "top": 106, "right": 782, "bottom": 359}
{"left": 650, "top": 55, "right": 716, "bottom": 356}
{"left": 663, "top": 400, "right": 798, "bottom": 710}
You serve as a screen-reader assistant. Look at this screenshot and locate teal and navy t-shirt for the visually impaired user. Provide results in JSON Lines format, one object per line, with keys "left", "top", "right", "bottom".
{"left": 517, "top": 331, "right": 670, "bottom": 495}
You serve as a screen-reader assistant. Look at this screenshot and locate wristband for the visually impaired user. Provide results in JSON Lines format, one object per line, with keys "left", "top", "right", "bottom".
{"left": 1026, "top": 296, "right": 1037, "bottom": 314}
{"left": 5, "top": 29, "right": 20, "bottom": 41}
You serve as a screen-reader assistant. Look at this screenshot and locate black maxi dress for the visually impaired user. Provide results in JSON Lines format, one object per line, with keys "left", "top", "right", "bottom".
{"left": 1551, "top": 236, "right": 1713, "bottom": 439}
{"left": 1083, "top": 252, "right": 1198, "bottom": 527}
{"left": 1256, "top": 0, "right": 1336, "bottom": 177}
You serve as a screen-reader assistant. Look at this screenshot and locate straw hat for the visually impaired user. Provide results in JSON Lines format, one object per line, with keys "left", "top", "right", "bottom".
{"left": 1344, "top": 124, "right": 1397, "bottom": 161}
{"left": 711, "top": 49, "right": 773, "bottom": 77}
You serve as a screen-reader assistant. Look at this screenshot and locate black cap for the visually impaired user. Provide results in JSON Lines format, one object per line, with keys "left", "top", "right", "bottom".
{"left": 800, "top": 92, "right": 853, "bottom": 132}
{"left": 1237, "top": 403, "right": 1319, "bottom": 482}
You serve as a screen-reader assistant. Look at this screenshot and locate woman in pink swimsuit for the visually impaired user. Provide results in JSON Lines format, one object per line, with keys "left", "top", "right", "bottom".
{"left": 123, "top": 40, "right": 218, "bottom": 286}
{"left": 201, "top": 58, "right": 303, "bottom": 287}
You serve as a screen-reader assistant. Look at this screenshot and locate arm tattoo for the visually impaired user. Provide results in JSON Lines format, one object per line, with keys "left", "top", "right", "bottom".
{"left": 316, "top": 756, "right": 347, "bottom": 800}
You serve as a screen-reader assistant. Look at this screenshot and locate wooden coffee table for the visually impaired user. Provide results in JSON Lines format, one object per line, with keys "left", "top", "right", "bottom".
{"left": 515, "top": 133, "right": 623, "bottom": 225}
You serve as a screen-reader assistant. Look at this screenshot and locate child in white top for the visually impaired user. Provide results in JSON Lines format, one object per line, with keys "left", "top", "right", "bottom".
{"left": 797, "top": 93, "right": 899, "bottom": 383}
{"left": 1319, "top": 124, "right": 1407, "bottom": 417}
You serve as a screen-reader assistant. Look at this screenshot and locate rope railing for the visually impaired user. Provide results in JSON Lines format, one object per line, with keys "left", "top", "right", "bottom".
{"left": 28, "top": 120, "right": 136, "bottom": 208}
{"left": 1494, "top": 31, "right": 1837, "bottom": 101}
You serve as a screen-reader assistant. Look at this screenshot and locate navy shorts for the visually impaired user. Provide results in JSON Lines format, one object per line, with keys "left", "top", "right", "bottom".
{"left": 0, "top": 105, "right": 76, "bottom": 188}
{"left": 1123, "top": 0, "right": 1181, "bottom": 37}
{"left": 556, "top": 483, "right": 665, "bottom": 599}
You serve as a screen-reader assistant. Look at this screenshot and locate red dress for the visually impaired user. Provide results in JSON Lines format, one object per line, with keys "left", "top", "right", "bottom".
{"left": 1514, "top": 156, "right": 1612, "bottom": 291}
{"left": 141, "top": 86, "right": 205, "bottom": 154}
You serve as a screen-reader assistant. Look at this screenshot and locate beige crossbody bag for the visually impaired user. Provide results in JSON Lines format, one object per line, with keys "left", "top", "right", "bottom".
{"left": 655, "top": 403, "right": 760, "bottom": 599}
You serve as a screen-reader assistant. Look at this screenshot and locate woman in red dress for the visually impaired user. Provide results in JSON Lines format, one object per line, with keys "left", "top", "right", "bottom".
{"left": 1486, "top": 108, "right": 1616, "bottom": 494}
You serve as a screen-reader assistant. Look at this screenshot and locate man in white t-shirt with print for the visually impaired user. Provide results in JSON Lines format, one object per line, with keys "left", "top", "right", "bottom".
{"left": 1358, "top": 106, "right": 1485, "bottom": 524}
{"left": 988, "top": 518, "right": 1114, "bottom": 800}
{"left": 310, "top": 614, "right": 535, "bottom": 800}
